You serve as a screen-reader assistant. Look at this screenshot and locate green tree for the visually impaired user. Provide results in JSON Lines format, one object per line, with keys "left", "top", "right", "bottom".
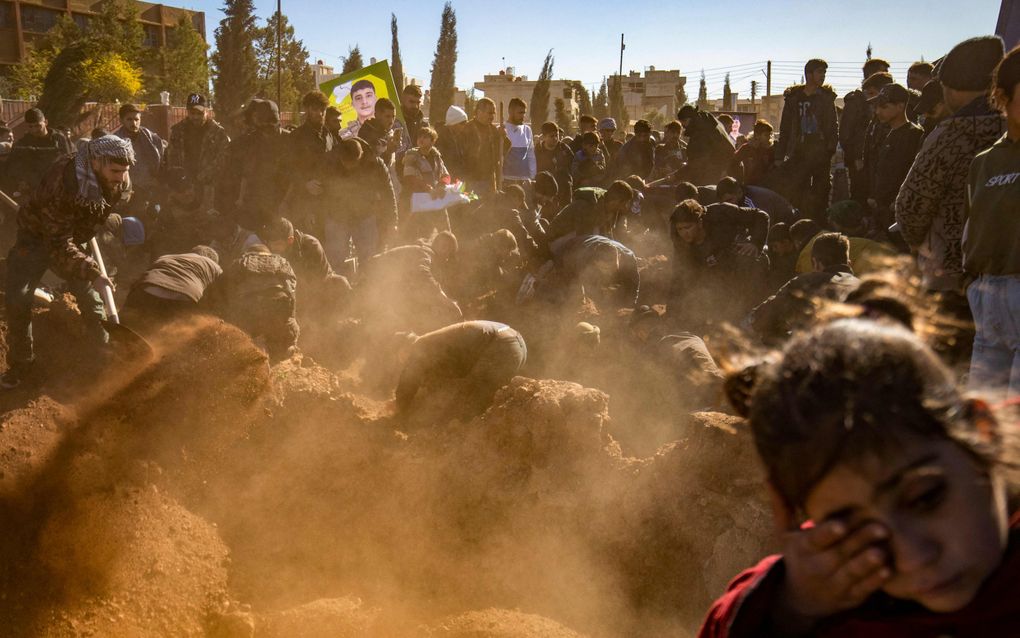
{"left": 37, "top": 42, "right": 142, "bottom": 129}
{"left": 697, "top": 70, "right": 710, "bottom": 110}
{"left": 677, "top": 79, "right": 688, "bottom": 110}
{"left": 153, "top": 16, "right": 209, "bottom": 104}
{"left": 391, "top": 14, "right": 404, "bottom": 90}
{"left": 341, "top": 45, "right": 364, "bottom": 74}
{"left": 722, "top": 72, "right": 732, "bottom": 111}
{"left": 571, "top": 81, "right": 593, "bottom": 117}
{"left": 88, "top": 0, "right": 145, "bottom": 68}
{"left": 255, "top": 11, "right": 313, "bottom": 113}
{"left": 9, "top": 15, "right": 80, "bottom": 99}
{"left": 609, "top": 75, "right": 628, "bottom": 128}
{"left": 463, "top": 89, "right": 477, "bottom": 118}
{"left": 428, "top": 2, "right": 457, "bottom": 124}
{"left": 554, "top": 97, "right": 572, "bottom": 133}
{"left": 530, "top": 49, "right": 554, "bottom": 126}
{"left": 211, "top": 0, "right": 259, "bottom": 120}
{"left": 593, "top": 80, "right": 608, "bottom": 120}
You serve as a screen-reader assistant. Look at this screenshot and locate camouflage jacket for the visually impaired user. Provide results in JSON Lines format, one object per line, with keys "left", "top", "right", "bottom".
{"left": 165, "top": 118, "right": 231, "bottom": 187}
{"left": 16, "top": 156, "right": 119, "bottom": 281}
{"left": 225, "top": 251, "right": 297, "bottom": 305}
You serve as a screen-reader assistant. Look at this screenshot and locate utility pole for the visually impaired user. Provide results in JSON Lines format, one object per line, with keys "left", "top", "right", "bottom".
{"left": 614, "top": 33, "right": 625, "bottom": 124}
{"left": 750, "top": 80, "right": 757, "bottom": 107}
{"left": 766, "top": 60, "right": 772, "bottom": 97}
{"left": 619, "top": 33, "right": 625, "bottom": 79}
{"left": 276, "top": 0, "right": 282, "bottom": 107}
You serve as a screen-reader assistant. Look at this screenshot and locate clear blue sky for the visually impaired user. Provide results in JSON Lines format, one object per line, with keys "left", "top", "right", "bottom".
{"left": 179, "top": 0, "right": 1003, "bottom": 98}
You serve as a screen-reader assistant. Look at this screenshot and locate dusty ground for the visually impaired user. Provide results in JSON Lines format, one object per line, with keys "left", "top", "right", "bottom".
{"left": 0, "top": 296, "right": 773, "bottom": 637}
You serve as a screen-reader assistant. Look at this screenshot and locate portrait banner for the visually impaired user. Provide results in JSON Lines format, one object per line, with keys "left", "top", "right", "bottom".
{"left": 318, "top": 60, "right": 404, "bottom": 140}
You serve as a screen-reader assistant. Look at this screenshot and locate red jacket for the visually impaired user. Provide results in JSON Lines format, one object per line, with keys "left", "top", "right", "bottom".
{"left": 699, "top": 516, "right": 1020, "bottom": 637}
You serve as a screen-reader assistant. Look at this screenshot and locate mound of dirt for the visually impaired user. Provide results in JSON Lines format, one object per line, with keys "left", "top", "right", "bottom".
{"left": 0, "top": 397, "right": 74, "bottom": 497}
{"left": 601, "top": 411, "right": 772, "bottom": 629}
{"left": 424, "top": 608, "right": 587, "bottom": 638}
{"left": 0, "top": 304, "right": 774, "bottom": 638}
{"left": 259, "top": 597, "right": 381, "bottom": 638}
{"left": 31, "top": 485, "right": 229, "bottom": 636}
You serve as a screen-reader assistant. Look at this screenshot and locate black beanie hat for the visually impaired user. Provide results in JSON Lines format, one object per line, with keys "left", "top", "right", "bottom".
{"left": 937, "top": 35, "right": 1005, "bottom": 91}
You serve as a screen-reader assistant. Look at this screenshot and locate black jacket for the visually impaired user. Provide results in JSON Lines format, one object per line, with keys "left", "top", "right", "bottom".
{"left": 777, "top": 84, "right": 839, "bottom": 160}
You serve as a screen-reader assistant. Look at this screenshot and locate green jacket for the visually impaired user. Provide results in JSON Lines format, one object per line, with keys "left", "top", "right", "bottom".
{"left": 963, "top": 134, "right": 1020, "bottom": 276}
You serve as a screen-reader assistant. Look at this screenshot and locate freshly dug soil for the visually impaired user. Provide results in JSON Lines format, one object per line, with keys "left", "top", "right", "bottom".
{"left": 0, "top": 297, "right": 772, "bottom": 637}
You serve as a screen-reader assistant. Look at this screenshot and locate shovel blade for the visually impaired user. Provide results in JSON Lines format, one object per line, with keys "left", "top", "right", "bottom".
{"left": 102, "top": 320, "right": 154, "bottom": 361}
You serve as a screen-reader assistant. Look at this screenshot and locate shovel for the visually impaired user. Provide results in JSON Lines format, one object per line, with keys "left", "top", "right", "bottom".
{"left": 89, "top": 236, "right": 153, "bottom": 360}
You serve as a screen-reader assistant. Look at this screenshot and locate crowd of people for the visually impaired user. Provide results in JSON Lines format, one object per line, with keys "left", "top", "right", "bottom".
{"left": 0, "top": 30, "right": 1018, "bottom": 636}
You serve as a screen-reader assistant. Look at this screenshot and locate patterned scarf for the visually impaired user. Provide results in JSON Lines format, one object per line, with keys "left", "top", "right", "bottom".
{"left": 74, "top": 135, "right": 135, "bottom": 207}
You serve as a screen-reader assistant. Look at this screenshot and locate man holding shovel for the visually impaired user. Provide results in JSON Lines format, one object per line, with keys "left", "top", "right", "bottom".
{"left": 2, "top": 135, "right": 134, "bottom": 389}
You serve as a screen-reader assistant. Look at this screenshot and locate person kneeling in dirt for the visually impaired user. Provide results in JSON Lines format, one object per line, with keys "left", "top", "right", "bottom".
{"left": 3, "top": 135, "right": 134, "bottom": 389}
{"left": 748, "top": 232, "right": 860, "bottom": 345}
{"left": 220, "top": 244, "right": 299, "bottom": 362}
{"left": 521, "top": 234, "right": 639, "bottom": 310}
{"left": 260, "top": 216, "right": 352, "bottom": 315}
{"left": 354, "top": 231, "right": 463, "bottom": 334}
{"left": 394, "top": 320, "right": 527, "bottom": 415}
{"left": 447, "top": 229, "right": 521, "bottom": 301}
{"left": 669, "top": 198, "right": 769, "bottom": 327}
{"left": 122, "top": 245, "right": 223, "bottom": 329}
{"left": 544, "top": 181, "right": 634, "bottom": 251}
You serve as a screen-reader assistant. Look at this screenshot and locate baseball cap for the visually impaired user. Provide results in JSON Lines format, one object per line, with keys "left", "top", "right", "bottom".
{"left": 186, "top": 93, "right": 208, "bottom": 111}
{"left": 867, "top": 82, "right": 913, "bottom": 105}
{"left": 598, "top": 117, "right": 617, "bottom": 131}
{"left": 914, "top": 79, "right": 943, "bottom": 114}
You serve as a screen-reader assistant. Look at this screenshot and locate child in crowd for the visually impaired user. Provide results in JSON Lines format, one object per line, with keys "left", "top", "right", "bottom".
{"left": 701, "top": 318, "right": 1019, "bottom": 637}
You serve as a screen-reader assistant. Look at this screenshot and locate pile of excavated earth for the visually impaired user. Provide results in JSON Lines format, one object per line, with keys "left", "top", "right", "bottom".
{"left": 0, "top": 296, "right": 773, "bottom": 637}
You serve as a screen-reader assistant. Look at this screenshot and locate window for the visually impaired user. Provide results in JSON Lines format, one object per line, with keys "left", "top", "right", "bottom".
{"left": 71, "top": 12, "right": 90, "bottom": 30}
{"left": 142, "top": 23, "right": 160, "bottom": 47}
{"left": 21, "top": 5, "right": 61, "bottom": 33}
{"left": 562, "top": 87, "right": 573, "bottom": 100}
{"left": 0, "top": 2, "right": 13, "bottom": 29}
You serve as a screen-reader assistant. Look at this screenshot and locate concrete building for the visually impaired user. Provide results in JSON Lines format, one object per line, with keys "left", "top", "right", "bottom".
{"left": 312, "top": 60, "right": 334, "bottom": 87}
{"left": 0, "top": 0, "right": 205, "bottom": 72}
{"left": 607, "top": 67, "right": 686, "bottom": 125}
{"left": 473, "top": 68, "right": 581, "bottom": 123}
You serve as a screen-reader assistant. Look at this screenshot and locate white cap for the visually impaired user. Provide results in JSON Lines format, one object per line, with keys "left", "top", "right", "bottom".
{"left": 446, "top": 105, "right": 468, "bottom": 126}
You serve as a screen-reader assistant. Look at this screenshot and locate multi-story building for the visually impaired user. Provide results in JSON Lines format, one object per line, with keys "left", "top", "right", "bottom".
{"left": 0, "top": 0, "right": 205, "bottom": 72}
{"left": 474, "top": 68, "right": 581, "bottom": 124}
{"left": 607, "top": 67, "right": 686, "bottom": 126}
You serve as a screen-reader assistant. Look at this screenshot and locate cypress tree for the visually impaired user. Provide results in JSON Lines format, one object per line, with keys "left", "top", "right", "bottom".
{"left": 572, "top": 81, "right": 593, "bottom": 117}
{"left": 211, "top": 0, "right": 259, "bottom": 118}
{"left": 609, "top": 75, "right": 627, "bottom": 128}
{"left": 697, "top": 70, "right": 710, "bottom": 110}
{"left": 530, "top": 49, "right": 554, "bottom": 126}
{"left": 593, "top": 80, "right": 608, "bottom": 120}
{"left": 391, "top": 14, "right": 404, "bottom": 90}
{"left": 554, "top": 97, "right": 572, "bottom": 133}
{"left": 429, "top": 2, "right": 458, "bottom": 124}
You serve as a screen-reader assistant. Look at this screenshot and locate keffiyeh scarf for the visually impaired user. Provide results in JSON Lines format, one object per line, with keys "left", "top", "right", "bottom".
{"left": 74, "top": 134, "right": 135, "bottom": 207}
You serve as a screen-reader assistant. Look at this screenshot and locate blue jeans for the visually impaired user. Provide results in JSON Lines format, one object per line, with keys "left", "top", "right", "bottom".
{"left": 968, "top": 274, "right": 1020, "bottom": 400}
{"left": 323, "top": 217, "right": 379, "bottom": 269}
{"left": 5, "top": 232, "right": 108, "bottom": 368}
